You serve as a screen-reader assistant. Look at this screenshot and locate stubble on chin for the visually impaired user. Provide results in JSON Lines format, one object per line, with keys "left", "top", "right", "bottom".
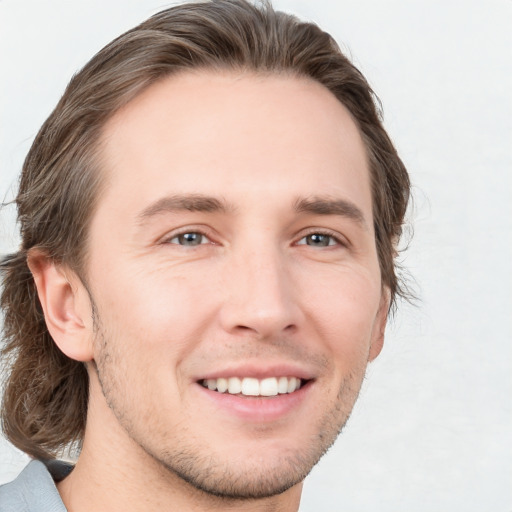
{"left": 90, "top": 300, "right": 366, "bottom": 501}
{"left": 148, "top": 373, "right": 361, "bottom": 500}
{"left": 96, "top": 346, "right": 361, "bottom": 500}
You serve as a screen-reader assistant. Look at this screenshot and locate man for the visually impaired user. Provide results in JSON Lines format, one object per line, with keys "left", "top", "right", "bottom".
{"left": 0, "top": 0, "right": 410, "bottom": 510}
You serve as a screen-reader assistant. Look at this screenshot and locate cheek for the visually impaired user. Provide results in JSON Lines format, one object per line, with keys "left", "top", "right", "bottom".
{"left": 302, "top": 268, "right": 381, "bottom": 362}
{"left": 91, "top": 264, "right": 219, "bottom": 368}
{"left": 89, "top": 273, "right": 197, "bottom": 417}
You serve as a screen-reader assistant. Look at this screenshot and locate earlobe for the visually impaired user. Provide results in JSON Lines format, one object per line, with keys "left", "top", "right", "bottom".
{"left": 27, "top": 250, "right": 94, "bottom": 362}
{"left": 368, "top": 288, "right": 391, "bottom": 362}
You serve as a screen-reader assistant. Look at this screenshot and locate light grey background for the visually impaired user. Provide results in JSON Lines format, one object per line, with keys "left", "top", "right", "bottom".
{"left": 1, "top": 1, "right": 511, "bottom": 510}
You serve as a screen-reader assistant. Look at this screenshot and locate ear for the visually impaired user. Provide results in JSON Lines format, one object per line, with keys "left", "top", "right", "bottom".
{"left": 27, "top": 250, "right": 94, "bottom": 362}
{"left": 368, "top": 287, "right": 391, "bottom": 362}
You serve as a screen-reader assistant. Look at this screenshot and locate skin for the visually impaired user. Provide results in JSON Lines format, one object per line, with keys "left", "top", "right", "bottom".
{"left": 30, "top": 71, "right": 389, "bottom": 512}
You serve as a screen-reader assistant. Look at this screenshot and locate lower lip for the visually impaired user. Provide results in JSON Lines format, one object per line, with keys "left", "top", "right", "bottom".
{"left": 195, "top": 381, "right": 313, "bottom": 422}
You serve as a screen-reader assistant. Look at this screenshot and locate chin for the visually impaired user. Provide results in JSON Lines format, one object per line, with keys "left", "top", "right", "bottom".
{"left": 148, "top": 419, "right": 345, "bottom": 500}
{"left": 159, "top": 448, "right": 318, "bottom": 499}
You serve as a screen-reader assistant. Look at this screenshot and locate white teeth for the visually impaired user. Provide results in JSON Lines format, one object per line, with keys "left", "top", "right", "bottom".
{"left": 260, "top": 377, "right": 278, "bottom": 396}
{"left": 202, "top": 376, "right": 303, "bottom": 396}
{"left": 277, "top": 376, "right": 288, "bottom": 394}
{"left": 287, "top": 377, "right": 297, "bottom": 393}
{"left": 216, "top": 377, "right": 228, "bottom": 393}
{"left": 241, "top": 378, "right": 259, "bottom": 396}
{"left": 228, "top": 377, "right": 242, "bottom": 394}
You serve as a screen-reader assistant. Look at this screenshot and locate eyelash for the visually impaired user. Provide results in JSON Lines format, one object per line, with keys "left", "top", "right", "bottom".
{"left": 163, "top": 229, "right": 213, "bottom": 246}
{"left": 162, "top": 228, "right": 346, "bottom": 249}
{"left": 295, "top": 229, "right": 346, "bottom": 248}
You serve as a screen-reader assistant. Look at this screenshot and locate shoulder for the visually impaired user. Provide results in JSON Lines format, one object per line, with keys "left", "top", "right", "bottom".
{"left": 0, "top": 460, "right": 71, "bottom": 512}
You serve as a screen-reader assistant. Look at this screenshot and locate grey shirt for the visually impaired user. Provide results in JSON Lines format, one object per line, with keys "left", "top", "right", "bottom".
{"left": 0, "top": 460, "right": 71, "bottom": 511}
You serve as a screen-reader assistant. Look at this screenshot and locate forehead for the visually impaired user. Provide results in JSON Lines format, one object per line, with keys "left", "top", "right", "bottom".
{"left": 96, "top": 70, "right": 372, "bottom": 221}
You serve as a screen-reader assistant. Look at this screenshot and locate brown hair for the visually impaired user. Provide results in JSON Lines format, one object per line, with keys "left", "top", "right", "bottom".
{"left": 1, "top": 0, "right": 411, "bottom": 460}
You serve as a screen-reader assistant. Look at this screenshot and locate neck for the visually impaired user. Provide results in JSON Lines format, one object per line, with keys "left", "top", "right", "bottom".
{"left": 57, "top": 379, "right": 302, "bottom": 512}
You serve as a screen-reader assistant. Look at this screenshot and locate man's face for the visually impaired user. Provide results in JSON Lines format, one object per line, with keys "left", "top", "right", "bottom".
{"left": 83, "top": 71, "right": 388, "bottom": 498}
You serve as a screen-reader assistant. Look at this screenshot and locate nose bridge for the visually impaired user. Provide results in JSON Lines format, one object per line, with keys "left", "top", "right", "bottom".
{"left": 220, "top": 237, "right": 298, "bottom": 337}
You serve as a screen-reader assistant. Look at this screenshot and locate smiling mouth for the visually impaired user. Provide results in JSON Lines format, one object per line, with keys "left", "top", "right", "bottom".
{"left": 200, "top": 376, "right": 307, "bottom": 397}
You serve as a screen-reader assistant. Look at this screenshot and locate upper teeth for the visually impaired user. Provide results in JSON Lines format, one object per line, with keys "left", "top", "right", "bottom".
{"left": 202, "top": 376, "right": 302, "bottom": 396}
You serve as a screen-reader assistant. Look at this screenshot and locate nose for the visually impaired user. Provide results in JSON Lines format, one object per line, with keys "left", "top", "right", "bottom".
{"left": 218, "top": 244, "right": 302, "bottom": 340}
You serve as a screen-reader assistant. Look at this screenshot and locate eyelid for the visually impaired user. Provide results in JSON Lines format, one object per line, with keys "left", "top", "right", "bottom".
{"left": 158, "top": 225, "right": 217, "bottom": 245}
{"left": 157, "top": 225, "right": 348, "bottom": 247}
{"left": 295, "top": 228, "right": 349, "bottom": 248}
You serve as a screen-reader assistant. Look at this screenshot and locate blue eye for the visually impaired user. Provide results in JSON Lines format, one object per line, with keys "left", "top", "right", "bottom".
{"left": 169, "top": 232, "right": 208, "bottom": 246}
{"left": 298, "top": 233, "right": 338, "bottom": 247}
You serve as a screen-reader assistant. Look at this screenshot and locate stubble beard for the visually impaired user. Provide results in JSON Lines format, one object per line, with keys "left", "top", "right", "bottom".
{"left": 92, "top": 314, "right": 364, "bottom": 500}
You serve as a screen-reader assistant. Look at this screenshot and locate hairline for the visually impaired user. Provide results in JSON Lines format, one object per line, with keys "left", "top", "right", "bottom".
{"left": 73, "top": 67, "right": 384, "bottom": 289}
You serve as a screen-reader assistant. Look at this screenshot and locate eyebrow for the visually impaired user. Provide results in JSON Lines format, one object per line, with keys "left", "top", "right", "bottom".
{"left": 136, "top": 194, "right": 233, "bottom": 224}
{"left": 293, "top": 196, "right": 368, "bottom": 228}
{"left": 136, "top": 193, "right": 367, "bottom": 228}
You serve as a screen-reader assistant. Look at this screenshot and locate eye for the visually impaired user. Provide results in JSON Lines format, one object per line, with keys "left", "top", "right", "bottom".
{"left": 167, "top": 232, "right": 210, "bottom": 246}
{"left": 297, "top": 233, "right": 340, "bottom": 247}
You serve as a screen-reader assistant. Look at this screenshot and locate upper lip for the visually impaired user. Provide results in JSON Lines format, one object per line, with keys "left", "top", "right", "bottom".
{"left": 195, "top": 362, "right": 316, "bottom": 382}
